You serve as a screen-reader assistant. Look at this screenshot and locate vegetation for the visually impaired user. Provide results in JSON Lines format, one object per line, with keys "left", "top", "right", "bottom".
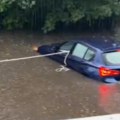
{"left": 0, "top": 0, "right": 120, "bottom": 33}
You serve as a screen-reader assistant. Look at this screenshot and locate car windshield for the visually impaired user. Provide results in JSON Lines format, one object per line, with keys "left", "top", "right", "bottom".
{"left": 103, "top": 51, "right": 120, "bottom": 66}
{"left": 59, "top": 42, "right": 74, "bottom": 52}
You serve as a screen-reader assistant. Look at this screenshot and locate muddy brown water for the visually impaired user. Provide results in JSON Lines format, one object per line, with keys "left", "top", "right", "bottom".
{"left": 0, "top": 31, "right": 120, "bottom": 120}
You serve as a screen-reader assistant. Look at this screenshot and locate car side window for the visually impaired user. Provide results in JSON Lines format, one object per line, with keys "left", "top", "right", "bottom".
{"left": 84, "top": 49, "right": 95, "bottom": 61}
{"left": 59, "top": 42, "right": 74, "bottom": 52}
{"left": 72, "top": 43, "right": 88, "bottom": 58}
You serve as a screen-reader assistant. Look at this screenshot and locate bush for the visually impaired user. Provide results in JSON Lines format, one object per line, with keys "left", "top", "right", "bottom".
{"left": 0, "top": 0, "right": 120, "bottom": 32}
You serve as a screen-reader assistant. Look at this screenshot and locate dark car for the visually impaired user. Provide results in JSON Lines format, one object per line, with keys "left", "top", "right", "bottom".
{"left": 36, "top": 38, "right": 120, "bottom": 83}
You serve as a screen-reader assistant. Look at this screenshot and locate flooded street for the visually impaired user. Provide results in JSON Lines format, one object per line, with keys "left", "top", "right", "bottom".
{"left": 0, "top": 31, "right": 120, "bottom": 120}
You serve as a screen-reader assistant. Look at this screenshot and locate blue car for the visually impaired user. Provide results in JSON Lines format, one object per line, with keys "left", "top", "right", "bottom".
{"left": 36, "top": 38, "right": 120, "bottom": 83}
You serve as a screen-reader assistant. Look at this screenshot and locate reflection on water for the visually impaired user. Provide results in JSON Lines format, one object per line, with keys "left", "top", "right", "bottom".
{"left": 99, "top": 84, "right": 120, "bottom": 113}
{"left": 99, "top": 84, "right": 117, "bottom": 106}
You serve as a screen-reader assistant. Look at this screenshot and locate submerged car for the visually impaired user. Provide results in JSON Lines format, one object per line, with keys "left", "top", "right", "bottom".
{"left": 36, "top": 38, "right": 120, "bottom": 83}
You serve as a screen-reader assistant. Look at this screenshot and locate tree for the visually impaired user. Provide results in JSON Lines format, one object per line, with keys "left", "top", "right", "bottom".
{"left": 0, "top": 0, "right": 120, "bottom": 32}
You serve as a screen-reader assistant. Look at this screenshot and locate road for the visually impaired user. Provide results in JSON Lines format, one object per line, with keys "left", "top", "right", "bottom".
{"left": 0, "top": 32, "right": 120, "bottom": 120}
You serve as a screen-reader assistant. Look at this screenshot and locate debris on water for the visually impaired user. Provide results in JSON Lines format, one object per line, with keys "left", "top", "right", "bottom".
{"left": 55, "top": 65, "right": 70, "bottom": 72}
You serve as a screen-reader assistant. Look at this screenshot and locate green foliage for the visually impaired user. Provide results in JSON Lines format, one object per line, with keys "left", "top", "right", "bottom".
{"left": 0, "top": 0, "right": 120, "bottom": 32}
{"left": 42, "top": 13, "right": 58, "bottom": 33}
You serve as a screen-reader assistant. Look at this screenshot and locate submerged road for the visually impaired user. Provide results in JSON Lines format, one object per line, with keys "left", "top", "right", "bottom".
{"left": 0, "top": 32, "right": 120, "bottom": 120}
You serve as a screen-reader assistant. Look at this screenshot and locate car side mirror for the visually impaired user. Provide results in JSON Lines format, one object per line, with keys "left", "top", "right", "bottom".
{"left": 51, "top": 46, "right": 59, "bottom": 52}
{"left": 59, "top": 50, "right": 70, "bottom": 55}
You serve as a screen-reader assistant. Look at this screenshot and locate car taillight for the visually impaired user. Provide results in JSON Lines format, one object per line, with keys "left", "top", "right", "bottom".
{"left": 99, "top": 67, "right": 120, "bottom": 77}
{"left": 117, "top": 49, "right": 120, "bottom": 52}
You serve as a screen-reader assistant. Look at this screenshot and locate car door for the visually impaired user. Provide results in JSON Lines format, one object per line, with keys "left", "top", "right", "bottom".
{"left": 66, "top": 43, "right": 96, "bottom": 74}
{"left": 51, "top": 41, "right": 75, "bottom": 64}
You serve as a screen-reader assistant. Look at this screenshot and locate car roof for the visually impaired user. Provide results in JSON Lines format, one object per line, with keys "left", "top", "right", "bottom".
{"left": 74, "top": 37, "right": 120, "bottom": 52}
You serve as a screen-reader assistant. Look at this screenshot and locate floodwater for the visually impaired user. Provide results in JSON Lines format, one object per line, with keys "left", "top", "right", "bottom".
{"left": 0, "top": 31, "right": 120, "bottom": 120}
